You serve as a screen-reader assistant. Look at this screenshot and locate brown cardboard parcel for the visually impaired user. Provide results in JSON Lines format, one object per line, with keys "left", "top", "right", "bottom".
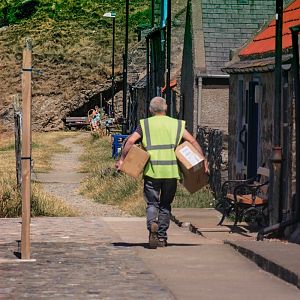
{"left": 175, "top": 141, "right": 208, "bottom": 193}
{"left": 119, "top": 145, "right": 150, "bottom": 178}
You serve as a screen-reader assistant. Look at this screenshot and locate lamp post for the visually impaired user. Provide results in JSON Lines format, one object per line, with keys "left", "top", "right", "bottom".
{"left": 103, "top": 12, "right": 116, "bottom": 117}
{"left": 122, "top": 0, "right": 129, "bottom": 134}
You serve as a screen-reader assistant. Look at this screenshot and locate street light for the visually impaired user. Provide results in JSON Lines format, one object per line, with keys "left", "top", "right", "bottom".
{"left": 103, "top": 12, "right": 116, "bottom": 117}
{"left": 122, "top": 0, "right": 129, "bottom": 134}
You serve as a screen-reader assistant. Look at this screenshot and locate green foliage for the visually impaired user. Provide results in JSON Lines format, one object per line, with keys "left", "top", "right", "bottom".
{"left": 0, "top": 0, "right": 39, "bottom": 26}
{"left": 0, "top": 0, "right": 150, "bottom": 27}
{"left": 173, "top": 186, "right": 214, "bottom": 208}
{"left": 79, "top": 134, "right": 144, "bottom": 215}
{"left": 0, "top": 0, "right": 150, "bottom": 78}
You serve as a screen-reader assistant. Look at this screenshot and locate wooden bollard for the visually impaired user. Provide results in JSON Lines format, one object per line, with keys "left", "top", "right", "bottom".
{"left": 21, "top": 39, "right": 32, "bottom": 260}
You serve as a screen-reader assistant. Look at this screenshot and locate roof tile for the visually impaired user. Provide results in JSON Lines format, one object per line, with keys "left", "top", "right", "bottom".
{"left": 240, "top": 0, "right": 300, "bottom": 57}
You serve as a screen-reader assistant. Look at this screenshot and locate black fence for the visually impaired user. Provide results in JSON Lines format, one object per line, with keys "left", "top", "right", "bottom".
{"left": 197, "top": 126, "right": 223, "bottom": 201}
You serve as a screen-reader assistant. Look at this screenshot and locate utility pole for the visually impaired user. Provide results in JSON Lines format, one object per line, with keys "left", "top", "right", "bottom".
{"left": 103, "top": 12, "right": 116, "bottom": 117}
{"left": 269, "top": 0, "right": 283, "bottom": 226}
{"left": 21, "top": 39, "right": 32, "bottom": 260}
{"left": 166, "top": 0, "right": 172, "bottom": 116}
{"left": 112, "top": 16, "right": 115, "bottom": 117}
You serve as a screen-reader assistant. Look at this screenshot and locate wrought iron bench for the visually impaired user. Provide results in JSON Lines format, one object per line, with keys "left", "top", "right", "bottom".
{"left": 217, "top": 167, "right": 270, "bottom": 229}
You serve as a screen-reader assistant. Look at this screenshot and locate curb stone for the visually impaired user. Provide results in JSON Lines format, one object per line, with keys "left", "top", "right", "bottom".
{"left": 225, "top": 240, "right": 300, "bottom": 289}
{"left": 171, "top": 214, "right": 202, "bottom": 235}
{"left": 172, "top": 211, "right": 300, "bottom": 289}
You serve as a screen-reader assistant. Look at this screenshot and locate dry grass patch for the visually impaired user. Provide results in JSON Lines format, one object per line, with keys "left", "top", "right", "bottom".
{"left": 0, "top": 131, "right": 77, "bottom": 217}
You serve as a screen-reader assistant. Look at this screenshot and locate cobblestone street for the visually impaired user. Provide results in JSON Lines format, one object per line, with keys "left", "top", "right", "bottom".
{"left": 0, "top": 218, "right": 173, "bottom": 300}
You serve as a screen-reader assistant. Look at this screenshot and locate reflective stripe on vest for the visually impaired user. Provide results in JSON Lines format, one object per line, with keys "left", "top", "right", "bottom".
{"left": 150, "top": 160, "right": 178, "bottom": 165}
{"left": 141, "top": 116, "right": 185, "bottom": 178}
{"left": 143, "top": 118, "right": 183, "bottom": 151}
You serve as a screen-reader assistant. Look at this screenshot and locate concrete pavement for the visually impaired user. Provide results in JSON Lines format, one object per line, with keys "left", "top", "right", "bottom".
{"left": 171, "top": 208, "right": 300, "bottom": 290}
{"left": 105, "top": 216, "right": 300, "bottom": 300}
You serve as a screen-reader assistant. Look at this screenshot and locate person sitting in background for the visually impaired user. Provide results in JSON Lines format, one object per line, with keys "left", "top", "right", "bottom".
{"left": 91, "top": 109, "right": 100, "bottom": 131}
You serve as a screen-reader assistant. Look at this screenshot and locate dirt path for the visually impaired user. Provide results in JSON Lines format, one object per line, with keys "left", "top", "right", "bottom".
{"left": 35, "top": 132, "right": 128, "bottom": 217}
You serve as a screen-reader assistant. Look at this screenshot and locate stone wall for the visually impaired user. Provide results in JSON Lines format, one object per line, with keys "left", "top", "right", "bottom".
{"left": 201, "top": 86, "right": 229, "bottom": 134}
{"left": 228, "top": 70, "right": 295, "bottom": 215}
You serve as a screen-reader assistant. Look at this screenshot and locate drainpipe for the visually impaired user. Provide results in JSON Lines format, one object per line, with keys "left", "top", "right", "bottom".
{"left": 281, "top": 66, "right": 291, "bottom": 225}
{"left": 196, "top": 76, "right": 202, "bottom": 132}
{"left": 269, "top": 0, "right": 283, "bottom": 226}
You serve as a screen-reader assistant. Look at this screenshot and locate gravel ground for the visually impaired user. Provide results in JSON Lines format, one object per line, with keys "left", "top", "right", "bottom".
{"left": 35, "top": 132, "right": 128, "bottom": 217}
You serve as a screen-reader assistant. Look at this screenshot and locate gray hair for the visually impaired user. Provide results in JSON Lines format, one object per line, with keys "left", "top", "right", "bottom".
{"left": 149, "top": 97, "right": 167, "bottom": 114}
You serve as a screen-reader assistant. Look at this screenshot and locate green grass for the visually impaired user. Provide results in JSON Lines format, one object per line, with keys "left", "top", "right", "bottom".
{"left": 0, "top": 0, "right": 151, "bottom": 74}
{"left": 173, "top": 185, "right": 215, "bottom": 208}
{"left": 79, "top": 134, "right": 145, "bottom": 215}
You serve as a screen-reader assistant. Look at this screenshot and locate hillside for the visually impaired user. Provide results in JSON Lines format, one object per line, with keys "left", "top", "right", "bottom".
{"left": 0, "top": 0, "right": 150, "bottom": 131}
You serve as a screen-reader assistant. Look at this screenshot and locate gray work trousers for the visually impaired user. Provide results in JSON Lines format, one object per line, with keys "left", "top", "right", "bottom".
{"left": 143, "top": 176, "right": 177, "bottom": 240}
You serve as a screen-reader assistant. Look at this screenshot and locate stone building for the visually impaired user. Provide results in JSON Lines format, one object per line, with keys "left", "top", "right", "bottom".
{"left": 181, "top": 0, "right": 290, "bottom": 134}
{"left": 223, "top": 0, "right": 300, "bottom": 223}
{"left": 127, "top": 0, "right": 187, "bottom": 129}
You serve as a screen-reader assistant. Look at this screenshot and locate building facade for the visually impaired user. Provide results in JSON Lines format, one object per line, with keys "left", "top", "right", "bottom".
{"left": 181, "top": 0, "right": 291, "bottom": 134}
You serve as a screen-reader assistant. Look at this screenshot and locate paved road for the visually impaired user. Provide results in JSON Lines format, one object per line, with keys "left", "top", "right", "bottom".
{"left": 1, "top": 217, "right": 300, "bottom": 299}
{"left": 0, "top": 218, "right": 173, "bottom": 300}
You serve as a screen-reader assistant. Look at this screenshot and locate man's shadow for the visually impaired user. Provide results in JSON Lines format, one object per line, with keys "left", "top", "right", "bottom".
{"left": 112, "top": 242, "right": 200, "bottom": 249}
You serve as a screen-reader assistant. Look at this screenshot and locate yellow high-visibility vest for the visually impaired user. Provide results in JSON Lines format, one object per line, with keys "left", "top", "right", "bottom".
{"left": 140, "top": 115, "right": 185, "bottom": 179}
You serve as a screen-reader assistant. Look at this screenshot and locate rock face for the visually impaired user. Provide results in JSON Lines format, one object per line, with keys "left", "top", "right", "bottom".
{"left": 0, "top": 24, "right": 113, "bottom": 132}
{"left": 0, "top": 1, "right": 150, "bottom": 132}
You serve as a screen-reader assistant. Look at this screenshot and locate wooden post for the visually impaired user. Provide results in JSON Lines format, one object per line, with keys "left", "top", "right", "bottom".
{"left": 21, "top": 39, "right": 32, "bottom": 260}
{"left": 13, "top": 95, "right": 22, "bottom": 192}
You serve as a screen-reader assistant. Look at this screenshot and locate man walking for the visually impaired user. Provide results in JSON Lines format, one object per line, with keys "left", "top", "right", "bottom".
{"left": 116, "top": 97, "right": 208, "bottom": 249}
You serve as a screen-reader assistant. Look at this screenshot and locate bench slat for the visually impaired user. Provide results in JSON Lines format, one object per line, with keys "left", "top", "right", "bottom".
{"left": 257, "top": 167, "right": 270, "bottom": 177}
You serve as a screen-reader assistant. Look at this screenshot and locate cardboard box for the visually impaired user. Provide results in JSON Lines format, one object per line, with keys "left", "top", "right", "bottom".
{"left": 175, "top": 141, "right": 208, "bottom": 193}
{"left": 119, "top": 145, "right": 150, "bottom": 178}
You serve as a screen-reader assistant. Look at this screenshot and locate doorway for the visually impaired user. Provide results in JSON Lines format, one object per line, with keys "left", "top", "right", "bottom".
{"left": 236, "top": 79, "right": 260, "bottom": 178}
